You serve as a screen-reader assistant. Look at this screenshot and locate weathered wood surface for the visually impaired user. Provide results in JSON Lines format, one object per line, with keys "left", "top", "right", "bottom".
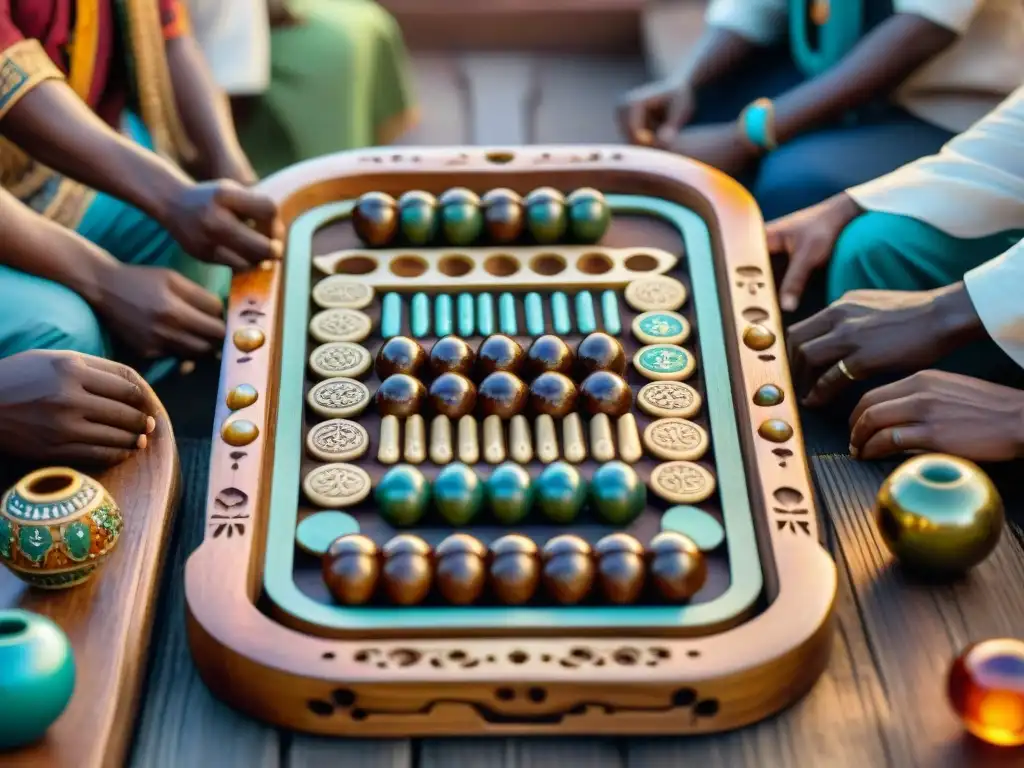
{"left": 131, "top": 50, "right": 1024, "bottom": 768}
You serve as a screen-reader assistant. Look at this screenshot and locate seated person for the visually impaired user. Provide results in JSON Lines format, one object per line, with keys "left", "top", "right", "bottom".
{"left": 621, "top": 0, "right": 1023, "bottom": 220}
{"left": 188, "top": 0, "right": 418, "bottom": 178}
{"left": 0, "top": 188, "right": 161, "bottom": 467}
{"left": 0, "top": 0, "right": 280, "bottom": 380}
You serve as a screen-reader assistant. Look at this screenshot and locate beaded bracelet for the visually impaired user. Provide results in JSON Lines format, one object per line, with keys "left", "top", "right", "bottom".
{"left": 739, "top": 98, "right": 779, "bottom": 152}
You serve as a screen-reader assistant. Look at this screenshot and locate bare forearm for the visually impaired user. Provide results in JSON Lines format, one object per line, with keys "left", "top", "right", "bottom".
{"left": 673, "top": 28, "right": 758, "bottom": 88}
{"left": 166, "top": 36, "right": 253, "bottom": 181}
{"left": 0, "top": 81, "right": 190, "bottom": 222}
{"left": 0, "top": 189, "right": 118, "bottom": 304}
{"left": 773, "top": 15, "right": 958, "bottom": 143}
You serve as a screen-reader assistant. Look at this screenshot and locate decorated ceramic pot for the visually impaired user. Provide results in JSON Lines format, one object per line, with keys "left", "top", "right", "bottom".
{"left": 0, "top": 467, "right": 123, "bottom": 589}
{"left": 0, "top": 609, "right": 76, "bottom": 749}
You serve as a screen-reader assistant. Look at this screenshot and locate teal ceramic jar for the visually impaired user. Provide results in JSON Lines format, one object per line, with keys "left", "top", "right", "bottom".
{"left": 876, "top": 454, "right": 1004, "bottom": 574}
{"left": 0, "top": 610, "right": 75, "bottom": 749}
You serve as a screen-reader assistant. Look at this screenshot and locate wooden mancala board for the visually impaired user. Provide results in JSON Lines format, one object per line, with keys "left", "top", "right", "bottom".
{"left": 186, "top": 146, "right": 837, "bottom": 737}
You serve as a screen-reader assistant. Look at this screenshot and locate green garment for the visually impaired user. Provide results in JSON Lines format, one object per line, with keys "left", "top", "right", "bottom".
{"left": 0, "top": 113, "right": 230, "bottom": 383}
{"left": 238, "top": 0, "right": 416, "bottom": 178}
{"left": 827, "top": 211, "right": 1024, "bottom": 383}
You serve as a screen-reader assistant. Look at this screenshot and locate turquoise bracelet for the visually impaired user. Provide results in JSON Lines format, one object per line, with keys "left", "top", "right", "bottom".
{"left": 740, "top": 98, "right": 778, "bottom": 152}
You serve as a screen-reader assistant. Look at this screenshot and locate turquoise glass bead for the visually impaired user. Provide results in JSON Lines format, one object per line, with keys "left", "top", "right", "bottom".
{"left": 457, "top": 293, "right": 475, "bottom": 337}
{"left": 590, "top": 461, "right": 646, "bottom": 525}
{"left": 600, "top": 290, "right": 622, "bottom": 335}
{"left": 476, "top": 293, "right": 495, "bottom": 336}
{"left": 410, "top": 293, "right": 431, "bottom": 338}
{"left": 438, "top": 188, "right": 484, "bottom": 246}
{"left": 433, "top": 463, "right": 484, "bottom": 526}
{"left": 566, "top": 188, "right": 611, "bottom": 244}
{"left": 525, "top": 292, "right": 545, "bottom": 336}
{"left": 499, "top": 292, "right": 518, "bottom": 335}
{"left": 575, "top": 291, "right": 597, "bottom": 333}
{"left": 375, "top": 465, "right": 431, "bottom": 527}
{"left": 380, "top": 293, "right": 402, "bottom": 339}
{"left": 550, "top": 292, "right": 572, "bottom": 334}
{"left": 0, "top": 610, "right": 75, "bottom": 750}
{"left": 536, "top": 462, "right": 587, "bottom": 524}
{"left": 434, "top": 294, "right": 454, "bottom": 337}
{"left": 486, "top": 463, "right": 534, "bottom": 525}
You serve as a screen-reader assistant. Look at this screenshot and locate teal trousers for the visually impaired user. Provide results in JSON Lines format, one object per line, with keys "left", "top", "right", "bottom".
{"left": 0, "top": 114, "right": 230, "bottom": 382}
{"left": 827, "top": 211, "right": 1024, "bottom": 383}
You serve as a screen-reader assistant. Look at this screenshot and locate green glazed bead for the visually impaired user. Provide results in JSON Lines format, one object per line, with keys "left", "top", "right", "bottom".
{"left": 590, "top": 461, "right": 646, "bottom": 525}
{"left": 375, "top": 465, "right": 431, "bottom": 527}
{"left": 439, "top": 188, "right": 484, "bottom": 246}
{"left": 397, "top": 190, "right": 439, "bottom": 246}
{"left": 433, "top": 463, "right": 485, "bottom": 526}
{"left": 536, "top": 462, "right": 587, "bottom": 524}
{"left": 524, "top": 187, "right": 568, "bottom": 244}
{"left": 0, "top": 610, "right": 75, "bottom": 749}
{"left": 486, "top": 463, "right": 534, "bottom": 525}
{"left": 566, "top": 188, "right": 611, "bottom": 244}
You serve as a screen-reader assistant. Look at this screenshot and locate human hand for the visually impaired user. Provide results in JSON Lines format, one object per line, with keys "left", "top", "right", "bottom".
{"left": 849, "top": 370, "right": 1024, "bottom": 462}
{"left": 617, "top": 80, "right": 695, "bottom": 147}
{"left": 267, "top": 0, "right": 304, "bottom": 27}
{"left": 788, "top": 284, "right": 983, "bottom": 408}
{"left": 162, "top": 180, "right": 283, "bottom": 271}
{"left": 97, "top": 264, "right": 226, "bottom": 359}
{"left": 766, "top": 193, "right": 863, "bottom": 311}
{"left": 669, "top": 123, "right": 759, "bottom": 178}
{"left": 207, "top": 151, "right": 259, "bottom": 188}
{"left": 0, "top": 351, "right": 156, "bottom": 466}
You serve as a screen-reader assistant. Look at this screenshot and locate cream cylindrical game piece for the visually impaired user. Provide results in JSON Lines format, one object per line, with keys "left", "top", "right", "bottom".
{"left": 590, "top": 413, "right": 615, "bottom": 462}
{"left": 429, "top": 415, "right": 454, "bottom": 464}
{"left": 378, "top": 415, "right": 401, "bottom": 464}
{"left": 562, "top": 412, "right": 587, "bottom": 463}
{"left": 535, "top": 414, "right": 559, "bottom": 463}
{"left": 403, "top": 414, "right": 426, "bottom": 464}
{"left": 616, "top": 413, "right": 643, "bottom": 463}
{"left": 509, "top": 414, "right": 533, "bottom": 463}
{"left": 483, "top": 415, "right": 506, "bottom": 464}
{"left": 458, "top": 415, "right": 480, "bottom": 464}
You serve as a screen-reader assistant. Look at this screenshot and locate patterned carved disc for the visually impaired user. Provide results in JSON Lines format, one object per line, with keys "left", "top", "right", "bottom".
{"left": 624, "top": 275, "right": 687, "bottom": 311}
{"left": 309, "top": 308, "right": 373, "bottom": 343}
{"left": 637, "top": 381, "right": 702, "bottom": 419}
{"left": 307, "top": 377, "right": 371, "bottom": 418}
{"left": 643, "top": 418, "right": 709, "bottom": 461}
{"left": 309, "top": 342, "right": 372, "bottom": 379}
{"left": 631, "top": 310, "right": 691, "bottom": 345}
{"left": 633, "top": 344, "right": 696, "bottom": 381}
{"left": 311, "top": 276, "right": 375, "bottom": 309}
{"left": 306, "top": 419, "right": 370, "bottom": 462}
{"left": 649, "top": 461, "right": 716, "bottom": 504}
{"left": 303, "top": 463, "right": 372, "bottom": 508}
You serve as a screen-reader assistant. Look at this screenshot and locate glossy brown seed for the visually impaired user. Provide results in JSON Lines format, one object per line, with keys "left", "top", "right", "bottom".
{"left": 524, "top": 335, "right": 575, "bottom": 378}
{"left": 322, "top": 534, "right": 380, "bottom": 605}
{"left": 375, "top": 336, "right": 427, "bottom": 378}
{"left": 477, "top": 334, "right": 524, "bottom": 377}
{"left": 435, "top": 533, "right": 487, "bottom": 605}
{"left": 648, "top": 531, "right": 707, "bottom": 602}
{"left": 381, "top": 534, "right": 433, "bottom": 605}
{"left": 477, "top": 371, "right": 528, "bottom": 418}
{"left": 481, "top": 188, "right": 525, "bottom": 244}
{"left": 352, "top": 191, "right": 399, "bottom": 247}
{"left": 375, "top": 374, "right": 427, "bottom": 418}
{"left": 489, "top": 534, "right": 541, "bottom": 605}
{"left": 529, "top": 372, "right": 578, "bottom": 417}
{"left": 428, "top": 372, "right": 478, "bottom": 418}
{"left": 429, "top": 335, "right": 477, "bottom": 377}
{"left": 594, "top": 533, "right": 645, "bottom": 604}
{"left": 578, "top": 371, "right": 632, "bottom": 417}
{"left": 542, "top": 534, "right": 594, "bottom": 605}
{"left": 576, "top": 332, "right": 627, "bottom": 376}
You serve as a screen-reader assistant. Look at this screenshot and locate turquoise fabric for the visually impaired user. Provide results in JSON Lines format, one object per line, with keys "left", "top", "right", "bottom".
{"left": 0, "top": 113, "right": 230, "bottom": 382}
{"left": 790, "top": 0, "right": 865, "bottom": 76}
{"left": 827, "top": 211, "right": 1024, "bottom": 382}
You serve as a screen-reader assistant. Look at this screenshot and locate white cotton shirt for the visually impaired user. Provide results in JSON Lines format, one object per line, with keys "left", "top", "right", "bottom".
{"left": 705, "top": 0, "right": 1024, "bottom": 132}
{"left": 184, "top": 0, "right": 271, "bottom": 96}
{"left": 845, "top": 85, "right": 1024, "bottom": 370}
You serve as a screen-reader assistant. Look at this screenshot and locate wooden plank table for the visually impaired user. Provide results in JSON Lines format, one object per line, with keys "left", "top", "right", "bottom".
{"left": 131, "top": 442, "right": 1024, "bottom": 768}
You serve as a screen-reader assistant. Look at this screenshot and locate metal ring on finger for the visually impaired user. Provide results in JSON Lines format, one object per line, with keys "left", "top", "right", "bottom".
{"left": 892, "top": 428, "right": 903, "bottom": 449}
{"left": 837, "top": 359, "right": 857, "bottom": 381}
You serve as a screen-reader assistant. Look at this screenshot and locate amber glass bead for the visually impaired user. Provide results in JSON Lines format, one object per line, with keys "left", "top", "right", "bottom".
{"left": 948, "top": 639, "right": 1024, "bottom": 746}
{"left": 477, "top": 334, "right": 524, "bottom": 377}
{"left": 481, "top": 188, "right": 525, "bottom": 244}
{"left": 525, "top": 335, "right": 575, "bottom": 378}
{"left": 477, "top": 372, "right": 528, "bottom": 418}
{"left": 375, "top": 374, "right": 426, "bottom": 418}
{"left": 428, "top": 372, "right": 477, "bottom": 418}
